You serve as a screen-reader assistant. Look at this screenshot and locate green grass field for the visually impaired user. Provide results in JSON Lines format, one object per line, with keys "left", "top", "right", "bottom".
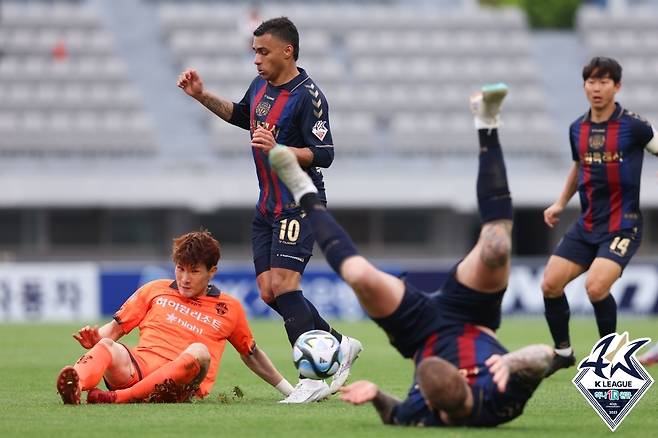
{"left": 1, "top": 317, "right": 656, "bottom": 438}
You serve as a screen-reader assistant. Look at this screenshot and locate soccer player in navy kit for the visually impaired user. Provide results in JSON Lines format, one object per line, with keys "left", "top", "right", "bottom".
{"left": 269, "top": 84, "right": 555, "bottom": 427}
{"left": 177, "top": 17, "right": 361, "bottom": 403}
{"left": 541, "top": 57, "right": 658, "bottom": 376}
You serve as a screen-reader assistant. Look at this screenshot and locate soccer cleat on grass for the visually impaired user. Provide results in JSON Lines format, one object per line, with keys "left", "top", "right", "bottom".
{"left": 86, "top": 388, "right": 117, "bottom": 404}
{"left": 638, "top": 342, "right": 658, "bottom": 367}
{"left": 279, "top": 378, "right": 330, "bottom": 404}
{"left": 56, "top": 366, "right": 81, "bottom": 405}
{"left": 268, "top": 145, "right": 317, "bottom": 203}
{"left": 544, "top": 352, "right": 576, "bottom": 378}
{"left": 470, "top": 82, "right": 508, "bottom": 130}
{"left": 329, "top": 336, "right": 363, "bottom": 394}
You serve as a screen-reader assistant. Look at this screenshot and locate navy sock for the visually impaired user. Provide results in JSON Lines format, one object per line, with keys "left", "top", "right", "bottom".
{"left": 266, "top": 300, "right": 283, "bottom": 317}
{"left": 305, "top": 298, "right": 343, "bottom": 343}
{"left": 592, "top": 294, "right": 617, "bottom": 337}
{"left": 300, "top": 193, "right": 358, "bottom": 274}
{"left": 544, "top": 294, "right": 571, "bottom": 349}
{"left": 275, "top": 290, "right": 314, "bottom": 347}
{"left": 477, "top": 129, "right": 513, "bottom": 223}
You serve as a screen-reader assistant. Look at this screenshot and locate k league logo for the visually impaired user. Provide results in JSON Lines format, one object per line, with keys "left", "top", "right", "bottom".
{"left": 573, "top": 332, "right": 653, "bottom": 432}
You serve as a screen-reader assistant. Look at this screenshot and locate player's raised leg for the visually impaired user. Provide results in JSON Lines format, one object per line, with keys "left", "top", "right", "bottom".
{"left": 270, "top": 145, "right": 406, "bottom": 319}
{"left": 56, "top": 337, "right": 132, "bottom": 405}
{"left": 455, "top": 83, "right": 513, "bottom": 293}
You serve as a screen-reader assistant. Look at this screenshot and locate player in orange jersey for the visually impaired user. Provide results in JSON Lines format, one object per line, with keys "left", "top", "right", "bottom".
{"left": 56, "top": 230, "right": 293, "bottom": 404}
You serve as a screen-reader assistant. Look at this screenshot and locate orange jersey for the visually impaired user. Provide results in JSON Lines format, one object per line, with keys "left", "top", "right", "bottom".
{"left": 113, "top": 279, "right": 255, "bottom": 397}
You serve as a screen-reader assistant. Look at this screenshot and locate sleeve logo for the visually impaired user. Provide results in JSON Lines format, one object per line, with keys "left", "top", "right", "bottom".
{"left": 312, "top": 120, "right": 329, "bottom": 141}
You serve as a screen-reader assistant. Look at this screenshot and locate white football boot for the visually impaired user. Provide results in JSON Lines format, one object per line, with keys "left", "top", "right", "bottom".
{"left": 469, "top": 82, "right": 508, "bottom": 130}
{"left": 279, "top": 378, "right": 331, "bottom": 404}
{"left": 329, "top": 336, "right": 363, "bottom": 394}
{"left": 268, "top": 145, "right": 317, "bottom": 203}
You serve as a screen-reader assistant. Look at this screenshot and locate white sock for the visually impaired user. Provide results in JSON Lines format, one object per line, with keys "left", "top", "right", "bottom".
{"left": 555, "top": 347, "right": 573, "bottom": 357}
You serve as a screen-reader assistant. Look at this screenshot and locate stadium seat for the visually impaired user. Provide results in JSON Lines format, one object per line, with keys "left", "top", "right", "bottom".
{"left": 0, "top": 2, "right": 157, "bottom": 156}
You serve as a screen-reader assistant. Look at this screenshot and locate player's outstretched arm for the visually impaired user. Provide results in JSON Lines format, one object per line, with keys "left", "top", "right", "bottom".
{"left": 340, "top": 381, "right": 401, "bottom": 424}
{"left": 72, "top": 320, "right": 124, "bottom": 349}
{"left": 485, "top": 344, "right": 554, "bottom": 392}
{"left": 240, "top": 346, "right": 294, "bottom": 397}
{"left": 177, "top": 69, "right": 234, "bottom": 122}
{"left": 544, "top": 161, "right": 579, "bottom": 228}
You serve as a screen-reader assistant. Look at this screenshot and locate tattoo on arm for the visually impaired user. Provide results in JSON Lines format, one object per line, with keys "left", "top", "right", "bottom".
{"left": 372, "top": 390, "right": 401, "bottom": 425}
{"left": 199, "top": 92, "right": 234, "bottom": 121}
{"left": 504, "top": 345, "right": 553, "bottom": 379}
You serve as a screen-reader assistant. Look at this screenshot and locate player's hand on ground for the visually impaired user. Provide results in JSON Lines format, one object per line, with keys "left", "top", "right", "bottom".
{"left": 339, "top": 380, "right": 379, "bottom": 405}
{"left": 543, "top": 202, "right": 564, "bottom": 228}
{"left": 177, "top": 69, "right": 204, "bottom": 99}
{"left": 73, "top": 325, "right": 101, "bottom": 349}
{"left": 485, "top": 354, "right": 510, "bottom": 393}
{"left": 251, "top": 126, "right": 276, "bottom": 153}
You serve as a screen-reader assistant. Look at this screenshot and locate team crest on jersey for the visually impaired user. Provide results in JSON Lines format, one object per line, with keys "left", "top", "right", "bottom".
{"left": 215, "top": 302, "right": 228, "bottom": 316}
{"left": 572, "top": 332, "right": 653, "bottom": 431}
{"left": 255, "top": 101, "right": 271, "bottom": 117}
{"left": 312, "top": 120, "right": 329, "bottom": 141}
{"left": 589, "top": 134, "right": 605, "bottom": 150}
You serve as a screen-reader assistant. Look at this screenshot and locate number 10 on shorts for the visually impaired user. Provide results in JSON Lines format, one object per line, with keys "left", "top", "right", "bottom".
{"left": 279, "top": 218, "right": 300, "bottom": 242}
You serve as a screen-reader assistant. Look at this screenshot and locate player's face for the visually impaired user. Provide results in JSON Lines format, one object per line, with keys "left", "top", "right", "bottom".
{"left": 252, "top": 33, "right": 293, "bottom": 84}
{"left": 584, "top": 72, "right": 620, "bottom": 111}
{"left": 175, "top": 263, "right": 217, "bottom": 299}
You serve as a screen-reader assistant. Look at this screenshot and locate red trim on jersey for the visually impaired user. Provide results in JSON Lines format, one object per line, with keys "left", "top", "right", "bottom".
{"left": 265, "top": 90, "right": 291, "bottom": 218}
{"left": 420, "top": 333, "right": 439, "bottom": 359}
{"left": 457, "top": 324, "right": 479, "bottom": 386}
{"left": 251, "top": 83, "right": 269, "bottom": 215}
{"left": 270, "top": 173, "right": 284, "bottom": 218}
{"left": 605, "top": 120, "right": 622, "bottom": 232}
{"left": 254, "top": 152, "right": 269, "bottom": 216}
{"left": 579, "top": 122, "right": 593, "bottom": 232}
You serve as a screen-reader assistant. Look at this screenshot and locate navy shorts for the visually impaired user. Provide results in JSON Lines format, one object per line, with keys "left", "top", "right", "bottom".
{"left": 373, "top": 267, "right": 504, "bottom": 359}
{"left": 373, "top": 281, "right": 444, "bottom": 358}
{"left": 554, "top": 223, "right": 641, "bottom": 270}
{"left": 251, "top": 209, "right": 314, "bottom": 276}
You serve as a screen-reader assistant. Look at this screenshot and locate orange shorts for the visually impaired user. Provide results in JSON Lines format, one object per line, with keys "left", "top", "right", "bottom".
{"left": 103, "top": 344, "right": 170, "bottom": 390}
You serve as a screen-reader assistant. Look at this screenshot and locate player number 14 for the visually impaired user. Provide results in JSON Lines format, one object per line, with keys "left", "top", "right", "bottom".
{"left": 609, "top": 236, "right": 630, "bottom": 257}
{"left": 279, "top": 218, "right": 300, "bottom": 242}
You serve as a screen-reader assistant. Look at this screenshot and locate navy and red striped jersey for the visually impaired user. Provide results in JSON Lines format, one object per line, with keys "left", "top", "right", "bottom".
{"left": 229, "top": 68, "right": 333, "bottom": 218}
{"left": 392, "top": 325, "right": 518, "bottom": 427}
{"left": 569, "top": 103, "right": 654, "bottom": 234}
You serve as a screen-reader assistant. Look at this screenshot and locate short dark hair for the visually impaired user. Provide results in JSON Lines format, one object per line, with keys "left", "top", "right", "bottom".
{"left": 172, "top": 230, "right": 220, "bottom": 271}
{"left": 582, "top": 56, "right": 622, "bottom": 84}
{"left": 253, "top": 16, "right": 299, "bottom": 61}
{"left": 417, "top": 357, "right": 468, "bottom": 415}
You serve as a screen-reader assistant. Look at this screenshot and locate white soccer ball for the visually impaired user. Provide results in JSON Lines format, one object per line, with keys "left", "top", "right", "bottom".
{"left": 292, "top": 330, "right": 343, "bottom": 380}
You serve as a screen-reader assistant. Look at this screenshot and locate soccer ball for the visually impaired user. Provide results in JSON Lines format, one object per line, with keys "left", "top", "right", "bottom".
{"left": 293, "top": 330, "right": 343, "bottom": 380}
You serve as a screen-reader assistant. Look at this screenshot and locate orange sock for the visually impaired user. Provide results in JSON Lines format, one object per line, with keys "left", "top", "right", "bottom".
{"left": 74, "top": 342, "right": 113, "bottom": 391}
{"left": 114, "top": 353, "right": 200, "bottom": 403}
